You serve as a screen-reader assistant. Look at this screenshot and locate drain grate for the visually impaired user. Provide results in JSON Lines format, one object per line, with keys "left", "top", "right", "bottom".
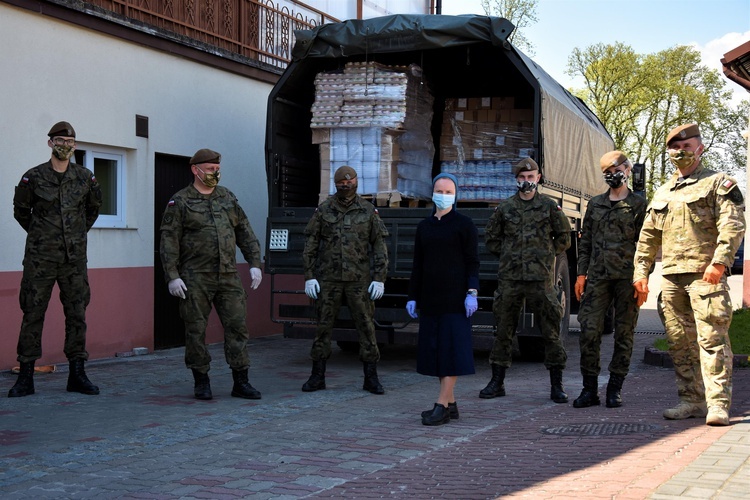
{"left": 542, "top": 422, "right": 661, "bottom": 436}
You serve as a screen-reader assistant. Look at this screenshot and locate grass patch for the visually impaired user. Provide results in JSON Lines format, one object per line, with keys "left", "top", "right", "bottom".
{"left": 653, "top": 308, "right": 750, "bottom": 355}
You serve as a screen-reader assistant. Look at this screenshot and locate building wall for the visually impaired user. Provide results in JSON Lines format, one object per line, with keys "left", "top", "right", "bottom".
{"left": 0, "top": 4, "right": 281, "bottom": 370}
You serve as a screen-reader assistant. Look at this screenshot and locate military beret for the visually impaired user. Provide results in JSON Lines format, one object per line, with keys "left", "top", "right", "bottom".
{"left": 513, "top": 157, "right": 539, "bottom": 176}
{"left": 190, "top": 148, "right": 221, "bottom": 165}
{"left": 666, "top": 123, "right": 700, "bottom": 146}
{"left": 48, "top": 121, "right": 76, "bottom": 138}
{"left": 599, "top": 151, "right": 628, "bottom": 172}
{"left": 334, "top": 165, "right": 358, "bottom": 183}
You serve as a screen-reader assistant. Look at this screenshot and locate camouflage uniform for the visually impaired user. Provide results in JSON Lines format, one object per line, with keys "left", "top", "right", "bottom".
{"left": 160, "top": 184, "right": 261, "bottom": 373}
{"left": 577, "top": 191, "right": 647, "bottom": 377}
{"left": 302, "top": 195, "right": 389, "bottom": 362}
{"left": 485, "top": 192, "right": 571, "bottom": 369}
{"left": 634, "top": 164, "right": 745, "bottom": 411}
{"left": 13, "top": 161, "right": 102, "bottom": 363}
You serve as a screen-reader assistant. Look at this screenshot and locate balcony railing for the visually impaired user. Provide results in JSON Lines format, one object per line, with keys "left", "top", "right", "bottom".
{"left": 86, "top": 0, "right": 339, "bottom": 68}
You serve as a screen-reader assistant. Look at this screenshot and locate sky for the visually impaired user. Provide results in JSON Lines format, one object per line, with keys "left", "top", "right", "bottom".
{"left": 440, "top": 0, "right": 750, "bottom": 105}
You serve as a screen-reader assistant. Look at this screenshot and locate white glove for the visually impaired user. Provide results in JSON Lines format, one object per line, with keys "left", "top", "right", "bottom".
{"left": 406, "top": 300, "right": 418, "bottom": 319}
{"left": 168, "top": 278, "right": 187, "bottom": 299}
{"left": 305, "top": 279, "right": 320, "bottom": 299}
{"left": 368, "top": 281, "right": 384, "bottom": 300}
{"left": 250, "top": 267, "right": 262, "bottom": 290}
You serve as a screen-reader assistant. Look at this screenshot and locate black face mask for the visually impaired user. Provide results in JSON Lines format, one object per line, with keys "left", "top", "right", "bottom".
{"left": 604, "top": 171, "right": 626, "bottom": 188}
{"left": 335, "top": 182, "right": 357, "bottom": 204}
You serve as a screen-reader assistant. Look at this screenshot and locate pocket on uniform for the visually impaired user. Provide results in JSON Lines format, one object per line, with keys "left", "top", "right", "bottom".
{"left": 690, "top": 281, "right": 732, "bottom": 328}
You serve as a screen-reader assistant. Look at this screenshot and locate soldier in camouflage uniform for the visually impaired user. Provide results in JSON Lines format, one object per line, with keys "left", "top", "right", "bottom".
{"left": 302, "top": 166, "right": 389, "bottom": 395}
{"left": 634, "top": 124, "right": 745, "bottom": 426}
{"left": 573, "top": 151, "right": 647, "bottom": 409}
{"left": 160, "top": 148, "right": 264, "bottom": 401}
{"left": 9, "top": 121, "right": 103, "bottom": 398}
{"left": 481, "top": 158, "right": 571, "bottom": 403}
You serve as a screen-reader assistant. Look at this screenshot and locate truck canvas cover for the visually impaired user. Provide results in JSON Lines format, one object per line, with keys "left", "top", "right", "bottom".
{"left": 287, "top": 14, "right": 611, "bottom": 199}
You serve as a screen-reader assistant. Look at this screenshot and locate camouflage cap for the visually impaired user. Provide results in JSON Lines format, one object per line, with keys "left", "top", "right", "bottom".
{"left": 48, "top": 121, "right": 76, "bottom": 138}
{"left": 189, "top": 148, "right": 221, "bottom": 165}
{"left": 513, "top": 157, "right": 539, "bottom": 176}
{"left": 666, "top": 123, "right": 700, "bottom": 146}
{"left": 334, "top": 165, "right": 358, "bottom": 183}
{"left": 599, "top": 151, "right": 628, "bottom": 172}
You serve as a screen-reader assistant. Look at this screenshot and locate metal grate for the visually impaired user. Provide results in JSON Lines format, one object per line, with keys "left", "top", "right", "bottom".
{"left": 269, "top": 229, "right": 289, "bottom": 251}
{"left": 542, "top": 422, "right": 661, "bottom": 436}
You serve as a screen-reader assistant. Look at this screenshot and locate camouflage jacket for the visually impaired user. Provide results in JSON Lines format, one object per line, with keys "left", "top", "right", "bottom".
{"left": 159, "top": 184, "right": 261, "bottom": 282}
{"left": 485, "top": 192, "right": 571, "bottom": 281}
{"left": 634, "top": 164, "right": 745, "bottom": 280}
{"left": 303, "top": 195, "right": 389, "bottom": 282}
{"left": 13, "top": 160, "right": 102, "bottom": 263}
{"left": 577, "top": 190, "right": 647, "bottom": 280}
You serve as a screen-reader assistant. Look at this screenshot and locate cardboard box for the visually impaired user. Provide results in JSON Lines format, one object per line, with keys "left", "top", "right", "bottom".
{"left": 510, "top": 109, "right": 534, "bottom": 122}
{"left": 491, "top": 96, "right": 515, "bottom": 110}
{"left": 311, "top": 128, "right": 330, "bottom": 144}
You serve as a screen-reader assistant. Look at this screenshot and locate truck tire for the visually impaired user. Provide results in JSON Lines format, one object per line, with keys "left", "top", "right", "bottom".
{"left": 518, "top": 253, "right": 571, "bottom": 361}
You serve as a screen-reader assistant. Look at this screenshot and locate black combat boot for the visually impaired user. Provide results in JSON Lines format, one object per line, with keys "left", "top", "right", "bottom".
{"left": 479, "top": 364, "right": 506, "bottom": 399}
{"left": 231, "top": 368, "right": 262, "bottom": 399}
{"left": 606, "top": 373, "right": 625, "bottom": 408}
{"left": 66, "top": 359, "right": 100, "bottom": 395}
{"left": 362, "top": 362, "right": 384, "bottom": 394}
{"left": 8, "top": 361, "right": 35, "bottom": 398}
{"left": 301, "top": 359, "right": 326, "bottom": 392}
{"left": 573, "top": 375, "right": 600, "bottom": 408}
{"left": 422, "top": 404, "right": 450, "bottom": 426}
{"left": 191, "top": 369, "right": 212, "bottom": 400}
{"left": 549, "top": 368, "right": 568, "bottom": 403}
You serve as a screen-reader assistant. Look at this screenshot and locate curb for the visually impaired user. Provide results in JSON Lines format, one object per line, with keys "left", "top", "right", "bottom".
{"left": 643, "top": 346, "right": 749, "bottom": 368}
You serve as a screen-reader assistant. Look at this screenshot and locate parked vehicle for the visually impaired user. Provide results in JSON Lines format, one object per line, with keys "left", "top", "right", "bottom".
{"left": 732, "top": 237, "right": 744, "bottom": 275}
{"left": 264, "top": 14, "right": 633, "bottom": 358}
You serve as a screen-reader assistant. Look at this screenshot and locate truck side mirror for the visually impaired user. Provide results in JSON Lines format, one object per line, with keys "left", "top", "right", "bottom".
{"left": 632, "top": 163, "right": 646, "bottom": 194}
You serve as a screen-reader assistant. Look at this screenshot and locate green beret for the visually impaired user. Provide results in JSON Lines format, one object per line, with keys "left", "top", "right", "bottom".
{"left": 48, "top": 121, "right": 76, "bottom": 138}
{"left": 334, "top": 165, "right": 358, "bottom": 182}
{"left": 190, "top": 148, "right": 221, "bottom": 165}
{"left": 599, "top": 151, "right": 628, "bottom": 172}
{"left": 666, "top": 123, "right": 700, "bottom": 146}
{"left": 513, "top": 157, "right": 539, "bottom": 176}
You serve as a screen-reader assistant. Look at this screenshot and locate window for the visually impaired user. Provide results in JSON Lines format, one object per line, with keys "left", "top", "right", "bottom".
{"left": 74, "top": 145, "right": 127, "bottom": 228}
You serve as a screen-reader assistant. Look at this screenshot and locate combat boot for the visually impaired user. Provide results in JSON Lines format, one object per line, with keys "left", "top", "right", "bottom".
{"left": 663, "top": 401, "right": 707, "bottom": 420}
{"left": 66, "top": 359, "right": 100, "bottom": 395}
{"left": 8, "top": 361, "right": 35, "bottom": 398}
{"left": 191, "top": 369, "right": 212, "bottom": 400}
{"left": 573, "top": 375, "right": 600, "bottom": 408}
{"left": 301, "top": 359, "right": 326, "bottom": 392}
{"left": 705, "top": 406, "right": 730, "bottom": 426}
{"left": 231, "top": 368, "right": 261, "bottom": 399}
{"left": 549, "top": 368, "right": 568, "bottom": 403}
{"left": 362, "top": 362, "right": 384, "bottom": 394}
{"left": 606, "top": 373, "right": 625, "bottom": 408}
{"left": 479, "top": 364, "right": 506, "bottom": 398}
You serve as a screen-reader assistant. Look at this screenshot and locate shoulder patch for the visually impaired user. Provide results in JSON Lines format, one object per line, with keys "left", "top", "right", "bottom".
{"left": 374, "top": 208, "right": 379, "bottom": 215}
{"left": 722, "top": 179, "right": 735, "bottom": 189}
{"left": 91, "top": 175, "right": 97, "bottom": 183}
{"left": 167, "top": 200, "right": 175, "bottom": 207}
{"left": 556, "top": 205, "right": 562, "bottom": 211}
{"left": 21, "top": 176, "right": 29, "bottom": 184}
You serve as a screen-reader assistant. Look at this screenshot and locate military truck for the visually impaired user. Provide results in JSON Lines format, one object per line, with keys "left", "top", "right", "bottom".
{"left": 264, "top": 14, "right": 633, "bottom": 358}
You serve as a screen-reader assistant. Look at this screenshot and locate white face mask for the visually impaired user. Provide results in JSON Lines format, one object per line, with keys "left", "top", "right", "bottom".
{"left": 432, "top": 192, "right": 455, "bottom": 210}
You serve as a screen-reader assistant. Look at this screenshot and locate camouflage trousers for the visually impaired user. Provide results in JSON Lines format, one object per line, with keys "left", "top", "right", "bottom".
{"left": 17, "top": 257, "right": 90, "bottom": 363}
{"left": 311, "top": 281, "right": 379, "bottom": 363}
{"left": 661, "top": 273, "right": 734, "bottom": 410}
{"left": 490, "top": 279, "right": 567, "bottom": 369}
{"left": 577, "top": 278, "right": 638, "bottom": 377}
{"left": 179, "top": 271, "right": 250, "bottom": 373}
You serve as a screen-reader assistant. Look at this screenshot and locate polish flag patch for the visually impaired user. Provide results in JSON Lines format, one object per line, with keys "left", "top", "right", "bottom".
{"left": 723, "top": 179, "right": 735, "bottom": 189}
{"left": 21, "top": 177, "right": 29, "bottom": 184}
{"left": 167, "top": 200, "right": 175, "bottom": 207}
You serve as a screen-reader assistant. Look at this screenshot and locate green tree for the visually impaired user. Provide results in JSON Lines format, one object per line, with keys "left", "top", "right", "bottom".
{"left": 568, "top": 43, "right": 749, "bottom": 198}
{"left": 480, "top": 0, "right": 538, "bottom": 55}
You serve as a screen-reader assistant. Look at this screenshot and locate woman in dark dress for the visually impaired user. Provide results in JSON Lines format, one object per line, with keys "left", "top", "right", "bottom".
{"left": 406, "top": 173, "right": 480, "bottom": 426}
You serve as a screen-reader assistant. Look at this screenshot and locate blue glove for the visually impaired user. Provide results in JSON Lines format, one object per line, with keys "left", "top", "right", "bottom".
{"left": 465, "top": 295, "right": 478, "bottom": 317}
{"left": 406, "top": 300, "right": 418, "bottom": 319}
{"left": 305, "top": 279, "right": 320, "bottom": 299}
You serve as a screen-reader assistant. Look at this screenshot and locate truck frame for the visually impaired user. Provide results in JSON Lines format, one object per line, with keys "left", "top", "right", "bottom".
{"left": 264, "top": 14, "right": 620, "bottom": 358}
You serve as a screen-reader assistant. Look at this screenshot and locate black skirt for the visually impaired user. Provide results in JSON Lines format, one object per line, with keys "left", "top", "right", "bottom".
{"left": 416, "top": 313, "right": 475, "bottom": 377}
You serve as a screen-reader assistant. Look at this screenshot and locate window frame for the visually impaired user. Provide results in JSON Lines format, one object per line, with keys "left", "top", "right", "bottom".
{"left": 76, "top": 143, "right": 127, "bottom": 228}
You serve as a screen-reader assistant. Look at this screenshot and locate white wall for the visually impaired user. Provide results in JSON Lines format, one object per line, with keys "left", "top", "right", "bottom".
{"left": 0, "top": 4, "right": 272, "bottom": 271}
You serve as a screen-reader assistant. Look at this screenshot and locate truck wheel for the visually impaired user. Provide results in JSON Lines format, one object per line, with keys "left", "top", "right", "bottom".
{"left": 555, "top": 252, "right": 571, "bottom": 340}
